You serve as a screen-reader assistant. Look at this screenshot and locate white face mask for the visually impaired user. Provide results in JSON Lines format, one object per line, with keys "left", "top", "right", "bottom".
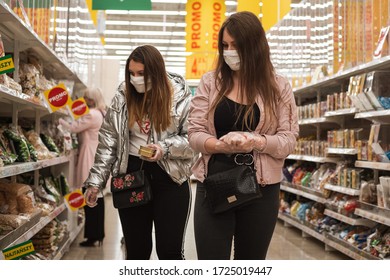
{"left": 130, "top": 75, "right": 152, "bottom": 93}
{"left": 223, "top": 50, "right": 240, "bottom": 71}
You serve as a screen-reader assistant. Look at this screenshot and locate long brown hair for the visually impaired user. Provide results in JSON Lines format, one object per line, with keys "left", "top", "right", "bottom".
{"left": 213, "top": 11, "right": 280, "bottom": 129}
{"left": 125, "top": 45, "right": 172, "bottom": 133}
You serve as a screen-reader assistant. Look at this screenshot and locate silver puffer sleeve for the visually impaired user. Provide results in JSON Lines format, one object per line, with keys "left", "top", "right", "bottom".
{"left": 83, "top": 89, "right": 125, "bottom": 190}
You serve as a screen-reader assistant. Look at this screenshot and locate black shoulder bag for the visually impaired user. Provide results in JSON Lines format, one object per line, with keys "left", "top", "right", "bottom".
{"left": 203, "top": 153, "right": 262, "bottom": 214}
{"left": 110, "top": 129, "right": 152, "bottom": 209}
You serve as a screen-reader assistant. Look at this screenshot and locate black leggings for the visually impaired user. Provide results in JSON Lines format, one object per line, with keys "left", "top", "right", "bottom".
{"left": 118, "top": 155, "right": 191, "bottom": 260}
{"left": 194, "top": 182, "right": 280, "bottom": 260}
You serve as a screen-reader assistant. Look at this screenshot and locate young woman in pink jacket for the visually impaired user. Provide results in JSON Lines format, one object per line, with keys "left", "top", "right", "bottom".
{"left": 188, "top": 11, "right": 299, "bottom": 260}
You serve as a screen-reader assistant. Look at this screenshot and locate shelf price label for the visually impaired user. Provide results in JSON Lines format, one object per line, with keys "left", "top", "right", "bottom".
{"left": 43, "top": 83, "right": 73, "bottom": 113}
{"left": 70, "top": 97, "right": 89, "bottom": 120}
{"left": 0, "top": 55, "right": 15, "bottom": 75}
{"left": 64, "top": 189, "right": 86, "bottom": 211}
{"left": 2, "top": 240, "right": 35, "bottom": 260}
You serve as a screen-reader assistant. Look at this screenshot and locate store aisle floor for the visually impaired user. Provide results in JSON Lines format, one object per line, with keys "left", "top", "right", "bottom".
{"left": 62, "top": 185, "right": 349, "bottom": 260}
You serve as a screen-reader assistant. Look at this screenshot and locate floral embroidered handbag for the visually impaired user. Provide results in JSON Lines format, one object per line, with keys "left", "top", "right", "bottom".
{"left": 110, "top": 168, "right": 152, "bottom": 209}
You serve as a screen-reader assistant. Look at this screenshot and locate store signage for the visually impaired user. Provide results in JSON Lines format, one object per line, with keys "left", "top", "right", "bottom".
{"left": 185, "top": 0, "right": 226, "bottom": 79}
{"left": 65, "top": 189, "right": 86, "bottom": 211}
{"left": 0, "top": 55, "right": 15, "bottom": 75}
{"left": 2, "top": 240, "right": 35, "bottom": 260}
{"left": 43, "top": 84, "right": 73, "bottom": 113}
{"left": 92, "top": 0, "right": 151, "bottom": 10}
{"left": 70, "top": 97, "right": 90, "bottom": 120}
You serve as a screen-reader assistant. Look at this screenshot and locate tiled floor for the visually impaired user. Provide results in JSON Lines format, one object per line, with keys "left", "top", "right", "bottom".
{"left": 62, "top": 185, "right": 349, "bottom": 260}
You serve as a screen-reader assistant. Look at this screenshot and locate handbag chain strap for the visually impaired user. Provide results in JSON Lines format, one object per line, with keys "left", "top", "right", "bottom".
{"left": 139, "top": 123, "right": 153, "bottom": 171}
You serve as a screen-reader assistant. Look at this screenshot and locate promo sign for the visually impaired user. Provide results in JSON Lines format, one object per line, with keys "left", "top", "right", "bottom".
{"left": 185, "top": 0, "right": 226, "bottom": 79}
{"left": 2, "top": 240, "right": 35, "bottom": 260}
{"left": 0, "top": 55, "right": 15, "bottom": 75}
{"left": 43, "top": 84, "right": 73, "bottom": 113}
{"left": 70, "top": 97, "right": 90, "bottom": 120}
{"left": 64, "top": 189, "right": 86, "bottom": 211}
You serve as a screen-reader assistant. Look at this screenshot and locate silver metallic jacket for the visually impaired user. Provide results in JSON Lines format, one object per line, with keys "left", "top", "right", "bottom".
{"left": 84, "top": 72, "right": 198, "bottom": 190}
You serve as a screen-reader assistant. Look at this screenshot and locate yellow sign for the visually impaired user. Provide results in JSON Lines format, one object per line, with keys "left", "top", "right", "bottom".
{"left": 64, "top": 189, "right": 86, "bottom": 211}
{"left": 2, "top": 240, "right": 35, "bottom": 260}
{"left": 0, "top": 55, "right": 15, "bottom": 74}
{"left": 185, "top": 0, "right": 226, "bottom": 79}
{"left": 70, "top": 97, "right": 90, "bottom": 120}
{"left": 43, "top": 83, "right": 73, "bottom": 113}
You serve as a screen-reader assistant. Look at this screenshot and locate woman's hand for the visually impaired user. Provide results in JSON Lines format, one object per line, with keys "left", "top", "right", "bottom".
{"left": 84, "top": 186, "right": 100, "bottom": 207}
{"left": 140, "top": 143, "right": 164, "bottom": 162}
{"left": 218, "top": 132, "right": 255, "bottom": 153}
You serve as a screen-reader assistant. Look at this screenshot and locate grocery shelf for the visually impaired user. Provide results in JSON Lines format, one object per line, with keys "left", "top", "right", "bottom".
{"left": 287, "top": 154, "right": 340, "bottom": 163}
{"left": 324, "top": 108, "right": 358, "bottom": 117}
{"left": 355, "top": 161, "right": 390, "bottom": 171}
{"left": 324, "top": 233, "right": 380, "bottom": 260}
{"left": 0, "top": 204, "right": 66, "bottom": 255}
{"left": 293, "top": 55, "right": 390, "bottom": 96}
{"left": 0, "top": 153, "right": 73, "bottom": 178}
{"left": 53, "top": 222, "right": 83, "bottom": 260}
{"left": 324, "top": 209, "right": 376, "bottom": 227}
{"left": 355, "top": 109, "right": 390, "bottom": 124}
{"left": 0, "top": 84, "right": 48, "bottom": 113}
{"left": 326, "top": 148, "right": 358, "bottom": 155}
{"left": 298, "top": 117, "right": 328, "bottom": 125}
{"left": 324, "top": 184, "right": 360, "bottom": 196}
{"left": 354, "top": 203, "right": 390, "bottom": 227}
{"left": 281, "top": 182, "right": 327, "bottom": 204}
{"left": 0, "top": 2, "right": 86, "bottom": 85}
{"left": 278, "top": 213, "right": 326, "bottom": 242}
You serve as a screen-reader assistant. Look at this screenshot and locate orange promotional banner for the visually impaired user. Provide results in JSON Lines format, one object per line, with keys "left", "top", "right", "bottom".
{"left": 70, "top": 97, "right": 90, "bottom": 120}
{"left": 185, "top": 0, "right": 226, "bottom": 79}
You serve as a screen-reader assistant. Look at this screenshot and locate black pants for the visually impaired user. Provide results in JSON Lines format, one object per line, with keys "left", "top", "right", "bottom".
{"left": 83, "top": 193, "right": 105, "bottom": 241}
{"left": 118, "top": 155, "right": 191, "bottom": 260}
{"left": 194, "top": 182, "right": 280, "bottom": 260}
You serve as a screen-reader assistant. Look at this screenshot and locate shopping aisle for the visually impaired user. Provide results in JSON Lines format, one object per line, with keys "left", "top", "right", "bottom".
{"left": 62, "top": 185, "right": 349, "bottom": 260}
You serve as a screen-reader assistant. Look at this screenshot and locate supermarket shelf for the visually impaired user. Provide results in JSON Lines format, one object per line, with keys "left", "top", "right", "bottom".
{"left": 0, "top": 204, "right": 66, "bottom": 254}
{"left": 280, "top": 182, "right": 327, "bottom": 203}
{"left": 324, "top": 209, "right": 376, "bottom": 227}
{"left": 324, "top": 184, "right": 360, "bottom": 196}
{"left": 326, "top": 148, "right": 358, "bottom": 155}
{"left": 278, "top": 213, "right": 380, "bottom": 260}
{"left": 294, "top": 55, "right": 390, "bottom": 95}
{"left": 324, "top": 108, "right": 358, "bottom": 117}
{"left": 278, "top": 213, "right": 325, "bottom": 242}
{"left": 0, "top": 85, "right": 48, "bottom": 112}
{"left": 287, "top": 154, "right": 340, "bottom": 163}
{"left": 324, "top": 233, "right": 380, "bottom": 260}
{"left": 0, "top": 154, "right": 73, "bottom": 178}
{"left": 355, "top": 161, "right": 390, "bottom": 171}
{"left": 298, "top": 117, "right": 328, "bottom": 125}
{"left": 354, "top": 206, "right": 390, "bottom": 227}
{"left": 0, "top": 1, "right": 85, "bottom": 85}
{"left": 53, "top": 222, "right": 84, "bottom": 260}
{"left": 355, "top": 109, "right": 390, "bottom": 124}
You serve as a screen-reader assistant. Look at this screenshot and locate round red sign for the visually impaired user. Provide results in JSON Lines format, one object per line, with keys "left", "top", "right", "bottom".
{"left": 68, "top": 192, "right": 85, "bottom": 208}
{"left": 72, "top": 100, "right": 87, "bottom": 116}
{"left": 48, "top": 87, "right": 68, "bottom": 107}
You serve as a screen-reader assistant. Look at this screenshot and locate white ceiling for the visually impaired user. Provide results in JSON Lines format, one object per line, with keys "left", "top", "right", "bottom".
{"left": 101, "top": 0, "right": 239, "bottom": 76}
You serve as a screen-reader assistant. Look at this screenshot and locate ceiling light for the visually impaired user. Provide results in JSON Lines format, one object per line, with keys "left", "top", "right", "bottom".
{"left": 106, "top": 10, "right": 186, "bottom": 16}
{"left": 105, "top": 20, "right": 186, "bottom": 27}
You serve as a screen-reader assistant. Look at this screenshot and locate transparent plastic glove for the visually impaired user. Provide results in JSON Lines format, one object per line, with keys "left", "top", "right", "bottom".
{"left": 84, "top": 186, "right": 100, "bottom": 207}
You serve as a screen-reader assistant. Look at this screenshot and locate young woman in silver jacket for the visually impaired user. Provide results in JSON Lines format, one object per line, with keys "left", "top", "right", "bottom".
{"left": 83, "top": 45, "right": 197, "bottom": 260}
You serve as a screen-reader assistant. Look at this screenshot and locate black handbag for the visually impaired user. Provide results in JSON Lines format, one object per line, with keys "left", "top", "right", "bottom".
{"left": 110, "top": 128, "right": 153, "bottom": 209}
{"left": 110, "top": 169, "right": 152, "bottom": 209}
{"left": 203, "top": 154, "right": 262, "bottom": 214}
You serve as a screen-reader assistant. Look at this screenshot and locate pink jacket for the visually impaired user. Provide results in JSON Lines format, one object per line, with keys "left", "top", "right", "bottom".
{"left": 188, "top": 71, "right": 299, "bottom": 186}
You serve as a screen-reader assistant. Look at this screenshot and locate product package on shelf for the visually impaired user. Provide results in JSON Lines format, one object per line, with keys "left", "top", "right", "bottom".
{"left": 0, "top": 181, "right": 39, "bottom": 236}
{"left": 364, "top": 71, "right": 390, "bottom": 110}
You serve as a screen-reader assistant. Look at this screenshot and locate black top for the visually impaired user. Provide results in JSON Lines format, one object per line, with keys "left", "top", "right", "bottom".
{"left": 209, "top": 96, "right": 260, "bottom": 173}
